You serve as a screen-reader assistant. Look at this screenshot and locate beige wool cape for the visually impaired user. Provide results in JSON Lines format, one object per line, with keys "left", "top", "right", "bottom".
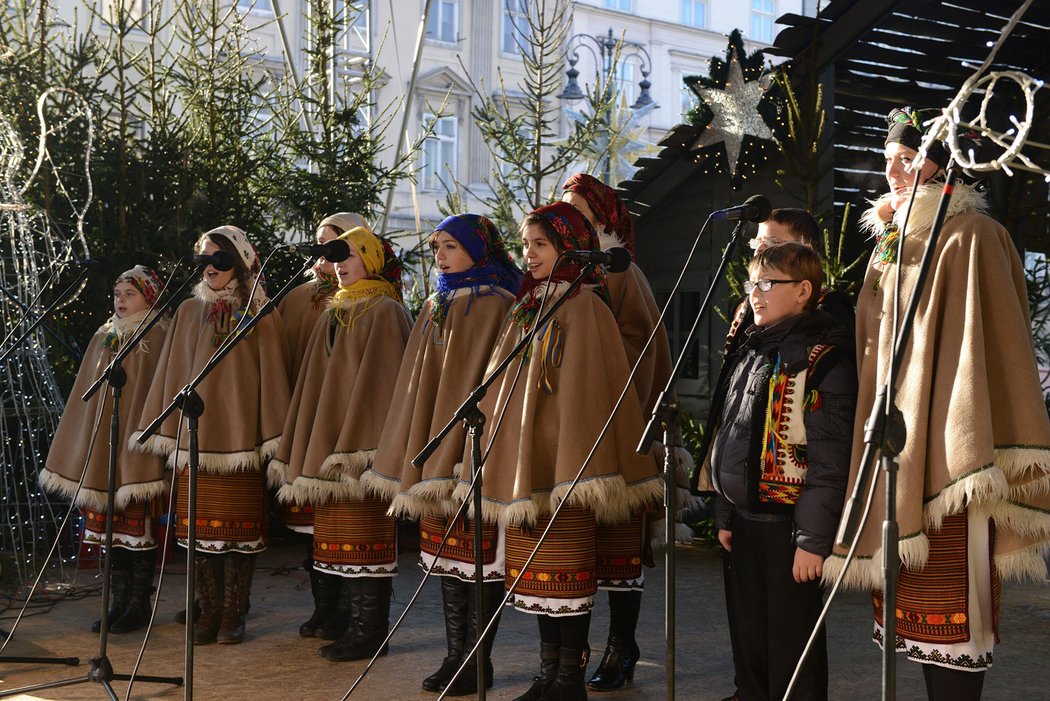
{"left": 278, "top": 277, "right": 336, "bottom": 380}
{"left": 270, "top": 294, "right": 412, "bottom": 505}
{"left": 605, "top": 261, "right": 672, "bottom": 414}
{"left": 826, "top": 181, "right": 1050, "bottom": 588}
{"left": 131, "top": 284, "right": 291, "bottom": 473}
{"left": 364, "top": 286, "right": 516, "bottom": 518}
{"left": 41, "top": 311, "right": 169, "bottom": 510}
{"left": 465, "top": 285, "right": 663, "bottom": 528}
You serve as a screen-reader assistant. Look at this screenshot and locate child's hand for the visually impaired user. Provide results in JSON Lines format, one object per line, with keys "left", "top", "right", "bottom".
{"left": 793, "top": 548, "right": 823, "bottom": 583}
{"left": 717, "top": 529, "right": 732, "bottom": 552}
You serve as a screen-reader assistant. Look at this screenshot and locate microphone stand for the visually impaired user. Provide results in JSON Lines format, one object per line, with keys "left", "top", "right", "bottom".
{"left": 411, "top": 264, "right": 598, "bottom": 701}
{"left": 834, "top": 167, "right": 959, "bottom": 701}
{"left": 135, "top": 257, "right": 313, "bottom": 701}
{"left": 637, "top": 218, "right": 750, "bottom": 701}
{"left": 0, "top": 267, "right": 93, "bottom": 366}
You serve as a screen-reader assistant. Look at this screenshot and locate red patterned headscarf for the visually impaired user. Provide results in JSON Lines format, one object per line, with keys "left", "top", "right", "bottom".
{"left": 511, "top": 201, "right": 607, "bottom": 329}
{"left": 562, "top": 172, "right": 636, "bottom": 257}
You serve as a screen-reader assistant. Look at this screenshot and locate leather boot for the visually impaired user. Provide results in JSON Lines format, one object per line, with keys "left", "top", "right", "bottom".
{"left": 110, "top": 549, "right": 157, "bottom": 634}
{"left": 512, "top": 642, "right": 560, "bottom": 701}
{"left": 319, "top": 577, "right": 392, "bottom": 662}
{"left": 588, "top": 590, "right": 641, "bottom": 691}
{"left": 299, "top": 559, "right": 342, "bottom": 637}
{"left": 444, "top": 580, "right": 503, "bottom": 696}
{"left": 542, "top": 647, "right": 590, "bottom": 701}
{"left": 421, "top": 577, "right": 469, "bottom": 691}
{"left": 192, "top": 555, "right": 224, "bottom": 645}
{"left": 92, "top": 547, "right": 131, "bottom": 633}
{"left": 217, "top": 553, "right": 254, "bottom": 644}
{"left": 175, "top": 599, "right": 200, "bottom": 625}
{"left": 315, "top": 576, "right": 354, "bottom": 640}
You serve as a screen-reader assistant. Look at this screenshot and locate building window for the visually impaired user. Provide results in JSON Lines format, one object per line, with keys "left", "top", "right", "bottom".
{"left": 679, "top": 73, "right": 694, "bottom": 121}
{"left": 603, "top": 0, "right": 632, "bottom": 10}
{"left": 426, "top": 0, "right": 458, "bottom": 44}
{"left": 681, "top": 0, "right": 705, "bottom": 28}
{"left": 420, "top": 113, "right": 457, "bottom": 191}
{"left": 751, "top": 0, "right": 775, "bottom": 43}
{"left": 237, "top": 0, "right": 274, "bottom": 15}
{"left": 502, "top": 0, "right": 529, "bottom": 55}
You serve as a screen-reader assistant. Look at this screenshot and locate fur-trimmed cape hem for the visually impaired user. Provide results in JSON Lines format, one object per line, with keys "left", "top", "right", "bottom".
{"left": 454, "top": 474, "right": 663, "bottom": 529}
{"left": 277, "top": 475, "right": 369, "bottom": 506}
{"left": 38, "top": 469, "right": 166, "bottom": 512}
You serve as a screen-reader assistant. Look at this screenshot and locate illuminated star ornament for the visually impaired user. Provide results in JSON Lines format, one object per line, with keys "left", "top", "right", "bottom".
{"left": 685, "top": 29, "right": 777, "bottom": 188}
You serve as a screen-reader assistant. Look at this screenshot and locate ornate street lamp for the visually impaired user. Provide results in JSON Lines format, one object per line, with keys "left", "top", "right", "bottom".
{"left": 559, "top": 27, "right": 656, "bottom": 110}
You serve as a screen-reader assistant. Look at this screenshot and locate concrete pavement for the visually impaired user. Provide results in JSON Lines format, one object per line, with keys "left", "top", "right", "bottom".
{"left": 0, "top": 540, "right": 1047, "bottom": 700}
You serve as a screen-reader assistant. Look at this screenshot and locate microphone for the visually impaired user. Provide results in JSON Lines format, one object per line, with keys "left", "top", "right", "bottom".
{"left": 67, "top": 257, "right": 114, "bottom": 272}
{"left": 284, "top": 239, "right": 351, "bottom": 263}
{"left": 711, "top": 194, "right": 773, "bottom": 223}
{"left": 190, "top": 250, "right": 236, "bottom": 272}
{"left": 562, "top": 247, "right": 632, "bottom": 273}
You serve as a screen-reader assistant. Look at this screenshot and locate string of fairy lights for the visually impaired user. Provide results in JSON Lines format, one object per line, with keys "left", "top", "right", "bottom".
{"left": 684, "top": 29, "right": 780, "bottom": 190}
{"left": 0, "top": 91, "right": 92, "bottom": 592}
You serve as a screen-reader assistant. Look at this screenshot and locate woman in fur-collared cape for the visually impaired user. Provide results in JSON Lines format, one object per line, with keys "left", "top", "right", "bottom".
{"left": 41, "top": 265, "right": 169, "bottom": 634}
{"left": 269, "top": 225, "right": 411, "bottom": 662}
{"left": 362, "top": 213, "right": 521, "bottom": 695}
{"left": 132, "top": 225, "right": 291, "bottom": 645}
{"left": 471, "top": 201, "right": 662, "bottom": 700}
{"left": 276, "top": 211, "right": 366, "bottom": 535}
{"left": 562, "top": 173, "right": 688, "bottom": 693}
{"left": 826, "top": 107, "right": 1050, "bottom": 696}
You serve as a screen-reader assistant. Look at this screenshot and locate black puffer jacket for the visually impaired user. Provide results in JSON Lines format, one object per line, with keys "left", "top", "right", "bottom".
{"left": 710, "top": 309, "right": 857, "bottom": 557}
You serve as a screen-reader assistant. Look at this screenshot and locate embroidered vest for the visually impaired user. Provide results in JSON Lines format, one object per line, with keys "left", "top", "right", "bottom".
{"left": 757, "top": 343, "right": 836, "bottom": 506}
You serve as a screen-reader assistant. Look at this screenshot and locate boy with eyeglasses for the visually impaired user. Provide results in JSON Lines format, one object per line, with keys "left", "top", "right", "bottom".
{"left": 709, "top": 242, "right": 857, "bottom": 701}
{"left": 696, "top": 210, "right": 854, "bottom": 701}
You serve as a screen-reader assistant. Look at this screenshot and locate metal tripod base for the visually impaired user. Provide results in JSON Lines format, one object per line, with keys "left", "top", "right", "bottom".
{"left": 0, "top": 654, "right": 183, "bottom": 699}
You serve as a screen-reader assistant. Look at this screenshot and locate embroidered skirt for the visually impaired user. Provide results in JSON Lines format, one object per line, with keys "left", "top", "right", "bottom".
{"left": 279, "top": 501, "right": 315, "bottom": 534}
{"left": 313, "top": 495, "right": 398, "bottom": 577}
{"left": 175, "top": 468, "right": 268, "bottom": 554}
{"left": 505, "top": 506, "right": 596, "bottom": 616}
{"left": 596, "top": 513, "right": 645, "bottom": 590}
{"left": 873, "top": 510, "right": 999, "bottom": 670}
{"left": 419, "top": 513, "right": 504, "bottom": 582}
{"left": 82, "top": 496, "right": 164, "bottom": 550}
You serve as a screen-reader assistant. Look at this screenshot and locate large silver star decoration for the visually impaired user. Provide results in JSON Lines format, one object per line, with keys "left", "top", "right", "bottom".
{"left": 690, "top": 49, "right": 773, "bottom": 179}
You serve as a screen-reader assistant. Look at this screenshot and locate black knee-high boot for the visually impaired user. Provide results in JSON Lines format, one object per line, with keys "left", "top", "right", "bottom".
{"left": 422, "top": 577, "right": 470, "bottom": 692}
{"left": 110, "top": 549, "right": 157, "bottom": 634}
{"left": 443, "top": 580, "right": 504, "bottom": 696}
{"left": 512, "top": 614, "right": 561, "bottom": 701}
{"left": 588, "top": 590, "right": 641, "bottom": 691}
{"left": 922, "top": 663, "right": 986, "bottom": 701}
{"left": 320, "top": 577, "right": 392, "bottom": 662}
{"left": 92, "top": 547, "right": 132, "bottom": 633}
{"left": 299, "top": 558, "right": 343, "bottom": 637}
{"left": 544, "top": 612, "right": 591, "bottom": 701}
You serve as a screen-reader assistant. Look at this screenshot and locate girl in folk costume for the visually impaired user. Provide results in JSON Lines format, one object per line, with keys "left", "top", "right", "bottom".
{"left": 827, "top": 107, "right": 1050, "bottom": 700}
{"left": 133, "top": 226, "right": 291, "bottom": 645}
{"left": 561, "top": 173, "right": 680, "bottom": 693}
{"left": 269, "top": 225, "right": 411, "bottom": 662}
{"left": 40, "top": 266, "right": 169, "bottom": 634}
{"left": 363, "top": 213, "right": 522, "bottom": 696}
{"left": 472, "top": 202, "right": 662, "bottom": 701}
{"left": 276, "top": 211, "right": 367, "bottom": 608}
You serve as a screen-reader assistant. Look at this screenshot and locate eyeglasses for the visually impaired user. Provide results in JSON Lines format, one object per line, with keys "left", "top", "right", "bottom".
{"left": 743, "top": 278, "right": 802, "bottom": 294}
{"left": 748, "top": 236, "right": 785, "bottom": 251}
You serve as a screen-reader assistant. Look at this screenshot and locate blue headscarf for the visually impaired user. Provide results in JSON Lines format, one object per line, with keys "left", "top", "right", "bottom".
{"left": 429, "top": 214, "right": 523, "bottom": 326}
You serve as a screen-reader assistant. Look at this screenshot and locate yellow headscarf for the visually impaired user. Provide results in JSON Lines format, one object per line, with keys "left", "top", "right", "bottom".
{"left": 330, "top": 226, "right": 400, "bottom": 328}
